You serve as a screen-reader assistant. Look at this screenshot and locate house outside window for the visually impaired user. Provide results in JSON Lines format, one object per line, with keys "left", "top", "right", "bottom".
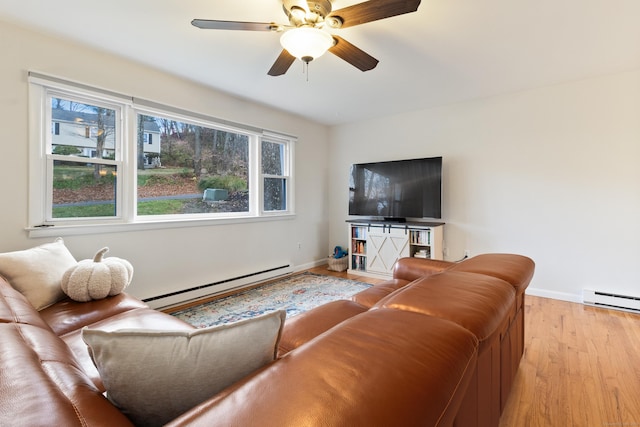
{"left": 28, "top": 73, "right": 295, "bottom": 235}
{"left": 49, "top": 97, "right": 120, "bottom": 219}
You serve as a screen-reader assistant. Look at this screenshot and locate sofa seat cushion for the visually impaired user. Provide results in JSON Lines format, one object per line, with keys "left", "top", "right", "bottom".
{"left": 0, "top": 277, "right": 53, "bottom": 331}
{"left": 167, "top": 308, "right": 478, "bottom": 427}
{"left": 83, "top": 310, "right": 286, "bottom": 427}
{"left": 0, "top": 322, "right": 133, "bottom": 427}
{"left": 60, "top": 306, "right": 195, "bottom": 391}
{"left": 40, "top": 293, "right": 148, "bottom": 336}
{"left": 351, "top": 278, "right": 411, "bottom": 308}
{"left": 375, "top": 271, "right": 516, "bottom": 346}
{"left": 278, "top": 299, "right": 368, "bottom": 356}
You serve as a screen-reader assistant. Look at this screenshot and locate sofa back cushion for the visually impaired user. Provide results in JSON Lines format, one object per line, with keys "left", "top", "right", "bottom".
{"left": 375, "top": 271, "right": 515, "bottom": 343}
{"left": 448, "top": 253, "right": 535, "bottom": 296}
{"left": 393, "top": 257, "right": 454, "bottom": 281}
{"left": 82, "top": 310, "right": 286, "bottom": 427}
{"left": 0, "top": 322, "right": 133, "bottom": 426}
{"left": 168, "top": 309, "right": 478, "bottom": 427}
{"left": 0, "top": 277, "right": 53, "bottom": 331}
{"left": 278, "top": 299, "right": 368, "bottom": 356}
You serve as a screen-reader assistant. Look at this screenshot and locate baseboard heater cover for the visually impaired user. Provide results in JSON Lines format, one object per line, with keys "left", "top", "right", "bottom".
{"left": 143, "top": 264, "right": 293, "bottom": 310}
{"left": 583, "top": 289, "right": 640, "bottom": 313}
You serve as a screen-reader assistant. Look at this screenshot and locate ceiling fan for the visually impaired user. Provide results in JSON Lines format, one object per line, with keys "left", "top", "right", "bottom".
{"left": 191, "top": 0, "right": 421, "bottom": 76}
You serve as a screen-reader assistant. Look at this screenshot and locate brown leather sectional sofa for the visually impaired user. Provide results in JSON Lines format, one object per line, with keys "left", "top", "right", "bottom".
{"left": 0, "top": 253, "right": 533, "bottom": 427}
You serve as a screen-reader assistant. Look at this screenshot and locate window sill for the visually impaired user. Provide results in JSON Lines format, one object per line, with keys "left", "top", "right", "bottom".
{"left": 26, "top": 213, "right": 296, "bottom": 238}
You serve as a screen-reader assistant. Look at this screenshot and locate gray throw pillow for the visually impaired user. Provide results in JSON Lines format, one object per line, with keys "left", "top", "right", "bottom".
{"left": 82, "top": 310, "right": 286, "bottom": 426}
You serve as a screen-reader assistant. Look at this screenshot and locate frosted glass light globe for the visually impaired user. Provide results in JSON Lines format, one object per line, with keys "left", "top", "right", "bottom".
{"left": 280, "top": 27, "right": 334, "bottom": 62}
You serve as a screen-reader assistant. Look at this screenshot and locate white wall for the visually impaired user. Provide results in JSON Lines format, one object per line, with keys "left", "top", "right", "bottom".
{"left": 3, "top": 19, "right": 639, "bottom": 306}
{"left": 0, "top": 21, "right": 331, "bottom": 303}
{"left": 328, "top": 70, "right": 640, "bottom": 301}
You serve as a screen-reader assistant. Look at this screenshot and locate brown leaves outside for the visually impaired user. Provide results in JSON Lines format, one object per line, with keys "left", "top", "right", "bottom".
{"left": 53, "top": 176, "right": 200, "bottom": 204}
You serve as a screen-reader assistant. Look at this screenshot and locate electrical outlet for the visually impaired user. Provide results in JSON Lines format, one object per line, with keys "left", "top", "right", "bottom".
{"left": 297, "top": 242, "right": 302, "bottom": 250}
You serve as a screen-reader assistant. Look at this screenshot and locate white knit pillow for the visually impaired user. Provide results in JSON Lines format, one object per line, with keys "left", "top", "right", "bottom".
{"left": 61, "top": 247, "right": 133, "bottom": 302}
{"left": 0, "top": 238, "right": 77, "bottom": 310}
{"left": 82, "top": 310, "right": 286, "bottom": 426}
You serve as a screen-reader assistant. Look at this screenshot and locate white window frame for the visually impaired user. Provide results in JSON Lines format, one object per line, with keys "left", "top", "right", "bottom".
{"left": 260, "top": 135, "right": 294, "bottom": 216}
{"left": 27, "top": 73, "right": 296, "bottom": 238}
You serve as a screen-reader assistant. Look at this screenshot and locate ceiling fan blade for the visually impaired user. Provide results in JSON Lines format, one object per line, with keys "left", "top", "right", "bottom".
{"left": 329, "top": 36, "right": 379, "bottom": 72}
{"left": 191, "top": 19, "right": 280, "bottom": 31}
{"left": 268, "top": 50, "right": 297, "bottom": 76}
{"left": 328, "top": 0, "right": 421, "bottom": 29}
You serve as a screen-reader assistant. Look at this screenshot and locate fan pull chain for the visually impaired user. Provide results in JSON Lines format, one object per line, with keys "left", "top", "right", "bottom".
{"left": 301, "top": 60, "right": 310, "bottom": 82}
{"left": 301, "top": 57, "right": 312, "bottom": 82}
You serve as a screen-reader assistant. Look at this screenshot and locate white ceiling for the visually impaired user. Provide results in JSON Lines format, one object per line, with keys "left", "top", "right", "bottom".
{"left": 1, "top": 0, "right": 639, "bottom": 126}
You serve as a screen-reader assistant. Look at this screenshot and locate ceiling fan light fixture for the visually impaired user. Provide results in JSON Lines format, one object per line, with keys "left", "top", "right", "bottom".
{"left": 280, "top": 27, "right": 334, "bottom": 62}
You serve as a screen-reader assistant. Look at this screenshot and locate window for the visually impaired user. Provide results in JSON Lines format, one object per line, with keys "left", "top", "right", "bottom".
{"left": 135, "top": 112, "right": 251, "bottom": 217}
{"left": 262, "top": 139, "right": 290, "bottom": 212}
{"left": 48, "top": 96, "right": 121, "bottom": 220}
{"left": 28, "top": 73, "right": 295, "bottom": 233}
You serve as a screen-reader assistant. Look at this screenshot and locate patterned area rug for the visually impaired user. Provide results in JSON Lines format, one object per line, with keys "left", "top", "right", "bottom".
{"left": 171, "top": 272, "right": 372, "bottom": 327}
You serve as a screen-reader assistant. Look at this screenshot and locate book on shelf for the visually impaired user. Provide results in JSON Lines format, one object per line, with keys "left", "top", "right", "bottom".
{"left": 413, "top": 249, "right": 430, "bottom": 259}
{"left": 351, "top": 241, "right": 365, "bottom": 254}
{"left": 351, "top": 254, "right": 366, "bottom": 271}
{"left": 352, "top": 227, "right": 367, "bottom": 239}
{"left": 410, "top": 230, "right": 431, "bottom": 245}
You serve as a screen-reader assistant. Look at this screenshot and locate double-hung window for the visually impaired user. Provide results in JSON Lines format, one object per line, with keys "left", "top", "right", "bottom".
{"left": 28, "top": 73, "right": 295, "bottom": 235}
{"left": 261, "top": 138, "right": 291, "bottom": 213}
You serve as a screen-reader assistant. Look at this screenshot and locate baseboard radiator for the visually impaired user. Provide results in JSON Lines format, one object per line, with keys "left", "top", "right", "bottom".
{"left": 583, "top": 289, "right": 640, "bottom": 313}
{"left": 144, "top": 264, "right": 294, "bottom": 310}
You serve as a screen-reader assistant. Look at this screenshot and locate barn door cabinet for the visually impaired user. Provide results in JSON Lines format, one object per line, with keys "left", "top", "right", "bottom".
{"left": 347, "top": 221, "right": 444, "bottom": 278}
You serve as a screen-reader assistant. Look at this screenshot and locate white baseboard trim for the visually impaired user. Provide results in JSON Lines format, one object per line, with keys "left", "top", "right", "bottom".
{"left": 293, "top": 258, "right": 330, "bottom": 273}
{"left": 147, "top": 264, "right": 294, "bottom": 310}
{"left": 526, "top": 287, "right": 582, "bottom": 304}
{"left": 297, "top": 262, "right": 590, "bottom": 306}
{"left": 148, "top": 259, "right": 329, "bottom": 310}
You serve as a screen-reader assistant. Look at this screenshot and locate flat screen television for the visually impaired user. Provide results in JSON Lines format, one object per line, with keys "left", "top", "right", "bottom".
{"left": 348, "top": 156, "right": 442, "bottom": 220}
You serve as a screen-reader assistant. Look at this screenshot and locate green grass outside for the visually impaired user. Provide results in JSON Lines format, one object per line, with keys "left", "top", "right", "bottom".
{"left": 137, "top": 199, "right": 185, "bottom": 215}
{"left": 53, "top": 204, "right": 116, "bottom": 218}
{"left": 53, "top": 199, "right": 188, "bottom": 218}
{"left": 53, "top": 165, "right": 188, "bottom": 189}
{"left": 53, "top": 166, "right": 114, "bottom": 190}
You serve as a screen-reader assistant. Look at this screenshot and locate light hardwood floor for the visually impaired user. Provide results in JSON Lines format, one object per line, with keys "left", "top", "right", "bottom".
{"left": 499, "top": 295, "right": 640, "bottom": 426}
{"left": 309, "top": 266, "right": 640, "bottom": 426}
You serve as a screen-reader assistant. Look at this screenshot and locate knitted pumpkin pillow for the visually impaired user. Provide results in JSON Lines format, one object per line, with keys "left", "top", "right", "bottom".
{"left": 61, "top": 247, "right": 133, "bottom": 302}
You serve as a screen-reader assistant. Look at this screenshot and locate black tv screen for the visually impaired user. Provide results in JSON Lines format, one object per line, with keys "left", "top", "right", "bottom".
{"left": 349, "top": 157, "right": 442, "bottom": 220}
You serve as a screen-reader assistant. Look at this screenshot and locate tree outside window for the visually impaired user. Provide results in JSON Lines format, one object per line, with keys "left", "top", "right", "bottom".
{"left": 29, "top": 74, "right": 295, "bottom": 228}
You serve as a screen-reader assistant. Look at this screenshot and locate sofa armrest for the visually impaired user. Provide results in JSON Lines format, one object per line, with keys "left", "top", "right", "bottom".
{"left": 40, "top": 293, "right": 148, "bottom": 336}
{"left": 393, "top": 257, "right": 454, "bottom": 282}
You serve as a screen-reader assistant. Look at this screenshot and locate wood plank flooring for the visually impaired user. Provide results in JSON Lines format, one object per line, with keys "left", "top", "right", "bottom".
{"left": 311, "top": 266, "right": 640, "bottom": 426}
{"left": 499, "top": 295, "right": 640, "bottom": 426}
